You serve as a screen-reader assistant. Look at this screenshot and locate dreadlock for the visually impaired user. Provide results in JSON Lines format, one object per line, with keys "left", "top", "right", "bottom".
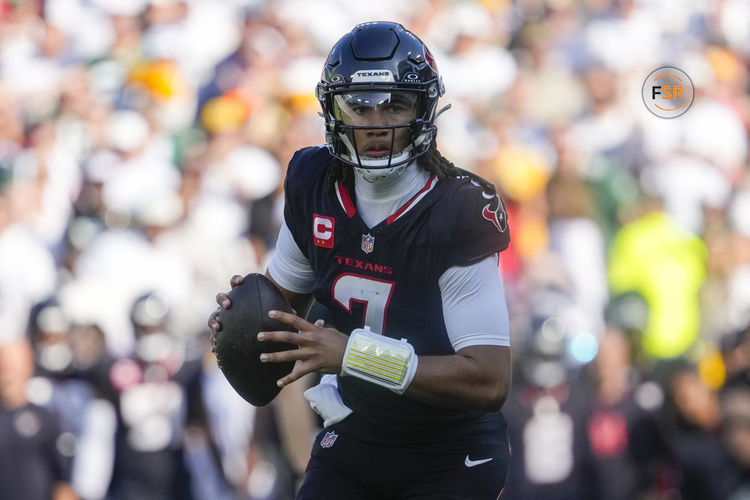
{"left": 421, "top": 142, "right": 497, "bottom": 195}
{"left": 327, "top": 141, "right": 497, "bottom": 197}
{"left": 328, "top": 156, "right": 355, "bottom": 194}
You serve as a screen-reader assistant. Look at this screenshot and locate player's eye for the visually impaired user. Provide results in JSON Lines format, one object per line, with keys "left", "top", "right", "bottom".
{"left": 384, "top": 103, "right": 408, "bottom": 113}
{"left": 384, "top": 96, "right": 416, "bottom": 118}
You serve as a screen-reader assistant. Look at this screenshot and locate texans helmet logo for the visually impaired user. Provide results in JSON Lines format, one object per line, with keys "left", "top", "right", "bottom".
{"left": 482, "top": 196, "right": 508, "bottom": 233}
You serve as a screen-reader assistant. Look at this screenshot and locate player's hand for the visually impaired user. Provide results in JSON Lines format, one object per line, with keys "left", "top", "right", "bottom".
{"left": 257, "top": 310, "right": 348, "bottom": 387}
{"left": 207, "top": 274, "right": 245, "bottom": 333}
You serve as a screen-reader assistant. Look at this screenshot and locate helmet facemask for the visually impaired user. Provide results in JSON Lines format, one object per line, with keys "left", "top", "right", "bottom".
{"left": 319, "top": 85, "right": 440, "bottom": 182}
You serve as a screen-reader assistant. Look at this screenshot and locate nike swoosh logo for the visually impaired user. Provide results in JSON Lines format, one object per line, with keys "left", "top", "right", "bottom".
{"left": 464, "top": 455, "right": 494, "bottom": 467}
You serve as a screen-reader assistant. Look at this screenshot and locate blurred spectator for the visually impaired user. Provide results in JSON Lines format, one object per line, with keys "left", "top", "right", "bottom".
{"left": 547, "top": 141, "right": 608, "bottom": 332}
{"left": 201, "top": 347, "right": 257, "bottom": 498}
{"left": 586, "top": 327, "right": 663, "bottom": 500}
{"left": 721, "top": 383, "right": 750, "bottom": 499}
{"left": 25, "top": 299, "right": 116, "bottom": 499}
{"left": 504, "top": 310, "right": 597, "bottom": 500}
{"left": 654, "top": 360, "right": 728, "bottom": 500}
{"left": 608, "top": 198, "right": 707, "bottom": 359}
{"left": 0, "top": 337, "right": 76, "bottom": 500}
{"left": 104, "top": 292, "right": 225, "bottom": 500}
{"left": 0, "top": 181, "right": 57, "bottom": 343}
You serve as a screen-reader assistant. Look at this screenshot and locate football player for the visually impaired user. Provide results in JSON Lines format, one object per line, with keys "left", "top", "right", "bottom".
{"left": 210, "top": 21, "right": 512, "bottom": 499}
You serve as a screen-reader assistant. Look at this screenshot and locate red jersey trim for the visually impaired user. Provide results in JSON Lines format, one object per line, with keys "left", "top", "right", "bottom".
{"left": 335, "top": 181, "right": 357, "bottom": 218}
{"left": 386, "top": 174, "right": 437, "bottom": 225}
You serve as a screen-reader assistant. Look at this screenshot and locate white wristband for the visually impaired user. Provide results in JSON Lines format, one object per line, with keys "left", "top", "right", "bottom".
{"left": 303, "top": 375, "right": 353, "bottom": 427}
{"left": 341, "top": 326, "right": 418, "bottom": 394}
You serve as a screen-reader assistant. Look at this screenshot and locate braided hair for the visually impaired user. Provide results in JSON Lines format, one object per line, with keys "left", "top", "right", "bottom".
{"left": 327, "top": 142, "right": 497, "bottom": 197}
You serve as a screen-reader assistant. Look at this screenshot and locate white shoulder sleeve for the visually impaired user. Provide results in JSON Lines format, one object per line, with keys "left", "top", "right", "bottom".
{"left": 438, "top": 254, "right": 510, "bottom": 351}
{"left": 267, "top": 223, "right": 316, "bottom": 294}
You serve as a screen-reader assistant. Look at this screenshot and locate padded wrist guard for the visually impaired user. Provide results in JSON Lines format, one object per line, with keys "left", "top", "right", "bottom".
{"left": 341, "top": 327, "right": 418, "bottom": 394}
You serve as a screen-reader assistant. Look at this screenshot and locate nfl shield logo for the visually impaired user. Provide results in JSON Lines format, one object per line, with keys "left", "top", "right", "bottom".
{"left": 361, "top": 233, "right": 375, "bottom": 254}
{"left": 320, "top": 431, "right": 338, "bottom": 448}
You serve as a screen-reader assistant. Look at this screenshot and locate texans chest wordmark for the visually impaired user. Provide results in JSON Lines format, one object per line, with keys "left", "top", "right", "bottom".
{"left": 334, "top": 256, "right": 392, "bottom": 275}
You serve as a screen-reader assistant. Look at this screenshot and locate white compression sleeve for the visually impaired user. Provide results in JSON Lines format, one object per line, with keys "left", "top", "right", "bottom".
{"left": 438, "top": 254, "right": 510, "bottom": 352}
{"left": 267, "top": 223, "right": 316, "bottom": 294}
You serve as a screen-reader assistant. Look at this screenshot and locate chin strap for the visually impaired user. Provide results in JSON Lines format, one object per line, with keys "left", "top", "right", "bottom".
{"left": 433, "top": 103, "right": 452, "bottom": 121}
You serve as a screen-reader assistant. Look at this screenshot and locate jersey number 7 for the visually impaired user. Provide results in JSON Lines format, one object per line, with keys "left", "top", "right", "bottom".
{"left": 332, "top": 274, "right": 395, "bottom": 334}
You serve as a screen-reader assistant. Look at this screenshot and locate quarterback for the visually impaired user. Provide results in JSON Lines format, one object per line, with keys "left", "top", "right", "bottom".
{"left": 210, "top": 21, "right": 512, "bottom": 499}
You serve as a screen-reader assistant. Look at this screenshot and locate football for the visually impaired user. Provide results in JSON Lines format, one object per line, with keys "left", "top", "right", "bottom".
{"left": 212, "top": 273, "right": 297, "bottom": 406}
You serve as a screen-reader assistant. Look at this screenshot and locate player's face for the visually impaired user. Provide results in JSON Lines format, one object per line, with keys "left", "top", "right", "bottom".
{"left": 334, "top": 91, "right": 418, "bottom": 159}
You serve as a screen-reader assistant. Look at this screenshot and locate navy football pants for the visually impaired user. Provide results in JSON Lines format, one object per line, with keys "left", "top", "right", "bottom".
{"left": 296, "top": 424, "right": 509, "bottom": 499}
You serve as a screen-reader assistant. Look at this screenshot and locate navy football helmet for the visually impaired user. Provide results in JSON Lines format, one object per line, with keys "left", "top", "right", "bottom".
{"left": 316, "top": 22, "right": 445, "bottom": 181}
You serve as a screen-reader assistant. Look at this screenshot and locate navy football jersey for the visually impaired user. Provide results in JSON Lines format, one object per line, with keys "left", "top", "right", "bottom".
{"left": 283, "top": 146, "right": 510, "bottom": 443}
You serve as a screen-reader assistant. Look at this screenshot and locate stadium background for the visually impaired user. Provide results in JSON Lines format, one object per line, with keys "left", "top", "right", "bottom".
{"left": 1, "top": 0, "right": 750, "bottom": 498}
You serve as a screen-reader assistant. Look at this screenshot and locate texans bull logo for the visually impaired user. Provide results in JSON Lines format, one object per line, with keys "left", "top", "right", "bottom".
{"left": 482, "top": 195, "right": 508, "bottom": 233}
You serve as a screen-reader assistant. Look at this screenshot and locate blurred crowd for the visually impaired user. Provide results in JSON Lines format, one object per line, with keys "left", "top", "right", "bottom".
{"left": 1, "top": 0, "right": 750, "bottom": 498}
